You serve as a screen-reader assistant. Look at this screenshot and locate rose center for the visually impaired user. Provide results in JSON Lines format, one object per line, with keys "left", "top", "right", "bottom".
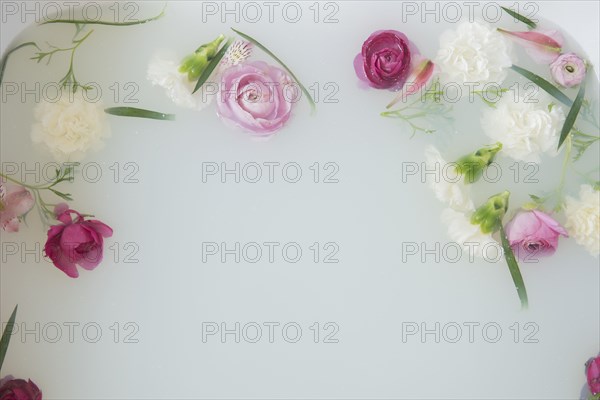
{"left": 565, "top": 64, "right": 575, "bottom": 73}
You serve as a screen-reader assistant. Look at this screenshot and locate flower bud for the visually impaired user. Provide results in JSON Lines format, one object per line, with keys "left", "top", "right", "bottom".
{"left": 471, "top": 191, "right": 510, "bottom": 234}
{"left": 179, "top": 34, "right": 226, "bottom": 81}
{"left": 455, "top": 142, "right": 502, "bottom": 184}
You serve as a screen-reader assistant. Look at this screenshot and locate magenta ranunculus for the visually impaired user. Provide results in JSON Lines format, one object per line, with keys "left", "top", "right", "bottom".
{"left": 44, "top": 203, "right": 113, "bottom": 278}
{"left": 587, "top": 356, "right": 600, "bottom": 395}
{"left": 0, "top": 180, "right": 34, "bottom": 233}
{"left": 550, "top": 53, "right": 587, "bottom": 88}
{"left": 0, "top": 376, "right": 42, "bottom": 400}
{"left": 354, "top": 30, "right": 413, "bottom": 90}
{"left": 217, "top": 61, "right": 295, "bottom": 135}
{"left": 505, "top": 210, "right": 568, "bottom": 261}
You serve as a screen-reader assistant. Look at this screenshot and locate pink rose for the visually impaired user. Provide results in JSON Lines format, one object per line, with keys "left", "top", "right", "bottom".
{"left": 587, "top": 356, "right": 600, "bottom": 395}
{"left": 0, "top": 180, "right": 34, "bottom": 233}
{"left": 0, "top": 376, "right": 42, "bottom": 400}
{"left": 505, "top": 210, "right": 568, "bottom": 261}
{"left": 217, "top": 61, "right": 295, "bottom": 135}
{"left": 44, "top": 203, "right": 113, "bottom": 278}
{"left": 550, "top": 53, "right": 587, "bottom": 88}
{"left": 354, "top": 30, "right": 413, "bottom": 90}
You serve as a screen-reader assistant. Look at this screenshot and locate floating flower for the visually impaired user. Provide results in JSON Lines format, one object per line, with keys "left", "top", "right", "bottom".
{"left": 471, "top": 191, "right": 510, "bottom": 234}
{"left": 386, "top": 56, "right": 435, "bottom": 108}
{"left": 586, "top": 355, "right": 600, "bottom": 395}
{"left": 481, "top": 92, "right": 565, "bottom": 162}
{"left": 147, "top": 55, "right": 215, "bottom": 111}
{"left": 0, "top": 180, "right": 34, "bottom": 233}
{"left": 0, "top": 376, "right": 42, "bottom": 400}
{"left": 424, "top": 146, "right": 474, "bottom": 212}
{"left": 454, "top": 142, "right": 503, "bottom": 184}
{"left": 220, "top": 40, "right": 252, "bottom": 69}
{"left": 354, "top": 30, "right": 413, "bottom": 90}
{"left": 505, "top": 210, "right": 568, "bottom": 261}
{"left": 436, "top": 21, "right": 512, "bottom": 85}
{"left": 178, "top": 34, "right": 225, "bottom": 81}
{"left": 44, "top": 203, "right": 113, "bottom": 278}
{"left": 564, "top": 184, "right": 600, "bottom": 257}
{"left": 217, "top": 61, "right": 295, "bottom": 135}
{"left": 441, "top": 208, "right": 500, "bottom": 260}
{"left": 31, "top": 90, "right": 110, "bottom": 162}
{"left": 497, "top": 28, "right": 563, "bottom": 64}
{"left": 550, "top": 52, "right": 587, "bottom": 88}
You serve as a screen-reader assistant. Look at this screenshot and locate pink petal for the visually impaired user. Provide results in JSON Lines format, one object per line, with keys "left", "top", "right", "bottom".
{"left": 386, "top": 57, "right": 435, "bottom": 108}
{"left": 77, "top": 245, "right": 103, "bottom": 270}
{"left": 531, "top": 210, "right": 568, "bottom": 237}
{"left": 498, "top": 29, "right": 563, "bottom": 64}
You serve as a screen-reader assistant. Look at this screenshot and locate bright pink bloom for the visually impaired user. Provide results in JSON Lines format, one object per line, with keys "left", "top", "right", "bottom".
{"left": 0, "top": 180, "right": 34, "bottom": 233}
{"left": 386, "top": 56, "right": 435, "bottom": 108}
{"left": 44, "top": 203, "right": 113, "bottom": 278}
{"left": 354, "top": 30, "right": 413, "bottom": 90}
{"left": 587, "top": 356, "right": 600, "bottom": 395}
{"left": 498, "top": 28, "right": 563, "bottom": 64}
{"left": 505, "top": 210, "right": 568, "bottom": 261}
{"left": 0, "top": 376, "right": 42, "bottom": 400}
{"left": 217, "top": 61, "right": 295, "bottom": 135}
{"left": 550, "top": 52, "right": 587, "bottom": 88}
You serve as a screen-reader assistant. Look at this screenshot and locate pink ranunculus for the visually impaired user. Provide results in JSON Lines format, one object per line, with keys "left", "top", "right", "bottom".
{"left": 587, "top": 356, "right": 600, "bottom": 395}
{"left": 44, "top": 203, "right": 113, "bottom": 278}
{"left": 550, "top": 53, "right": 587, "bottom": 88}
{"left": 0, "top": 376, "right": 42, "bottom": 400}
{"left": 505, "top": 210, "right": 568, "bottom": 261}
{"left": 217, "top": 61, "right": 295, "bottom": 135}
{"left": 0, "top": 180, "right": 34, "bottom": 233}
{"left": 354, "top": 30, "right": 413, "bottom": 90}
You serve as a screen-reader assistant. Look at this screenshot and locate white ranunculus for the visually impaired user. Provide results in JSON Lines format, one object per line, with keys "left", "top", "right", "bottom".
{"left": 424, "top": 146, "right": 474, "bottom": 212}
{"left": 436, "top": 21, "right": 513, "bottom": 85}
{"left": 441, "top": 208, "right": 501, "bottom": 260}
{"left": 481, "top": 93, "right": 565, "bottom": 163}
{"left": 31, "top": 90, "right": 110, "bottom": 162}
{"left": 147, "top": 55, "right": 215, "bottom": 111}
{"left": 564, "top": 184, "right": 600, "bottom": 257}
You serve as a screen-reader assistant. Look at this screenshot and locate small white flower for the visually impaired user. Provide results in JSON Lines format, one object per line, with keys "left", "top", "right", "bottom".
{"left": 424, "top": 146, "right": 474, "bottom": 212}
{"left": 564, "top": 184, "right": 600, "bottom": 257}
{"left": 31, "top": 90, "right": 110, "bottom": 162}
{"left": 147, "top": 55, "right": 215, "bottom": 111}
{"left": 436, "top": 21, "right": 513, "bottom": 85}
{"left": 481, "top": 93, "right": 565, "bottom": 163}
{"left": 441, "top": 208, "right": 501, "bottom": 260}
{"left": 220, "top": 40, "right": 252, "bottom": 69}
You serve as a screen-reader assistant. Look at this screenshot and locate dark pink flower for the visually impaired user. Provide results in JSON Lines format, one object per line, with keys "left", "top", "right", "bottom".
{"left": 217, "top": 61, "right": 295, "bottom": 135}
{"left": 44, "top": 203, "right": 113, "bottom": 278}
{"left": 0, "top": 376, "right": 42, "bottom": 400}
{"left": 0, "top": 180, "right": 34, "bottom": 233}
{"left": 587, "top": 356, "right": 600, "bottom": 395}
{"left": 505, "top": 210, "right": 568, "bottom": 261}
{"left": 354, "top": 30, "right": 413, "bottom": 90}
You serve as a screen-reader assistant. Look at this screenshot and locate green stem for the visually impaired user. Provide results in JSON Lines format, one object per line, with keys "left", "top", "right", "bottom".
{"left": 41, "top": 4, "right": 166, "bottom": 26}
{"left": 0, "top": 42, "right": 40, "bottom": 85}
{"left": 554, "top": 137, "right": 572, "bottom": 210}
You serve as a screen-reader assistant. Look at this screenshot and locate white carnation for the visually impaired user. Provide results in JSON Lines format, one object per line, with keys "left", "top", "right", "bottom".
{"left": 564, "top": 184, "right": 600, "bottom": 257}
{"left": 441, "top": 208, "right": 501, "bottom": 260}
{"left": 147, "top": 55, "right": 214, "bottom": 110}
{"left": 436, "top": 21, "right": 513, "bottom": 85}
{"left": 481, "top": 93, "right": 565, "bottom": 163}
{"left": 31, "top": 90, "right": 110, "bottom": 162}
{"left": 424, "top": 146, "right": 474, "bottom": 212}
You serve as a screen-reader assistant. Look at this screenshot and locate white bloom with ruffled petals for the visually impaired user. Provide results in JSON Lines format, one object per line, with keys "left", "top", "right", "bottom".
{"left": 564, "top": 184, "right": 600, "bottom": 257}
{"left": 441, "top": 208, "right": 502, "bottom": 260}
{"left": 425, "top": 146, "right": 474, "bottom": 212}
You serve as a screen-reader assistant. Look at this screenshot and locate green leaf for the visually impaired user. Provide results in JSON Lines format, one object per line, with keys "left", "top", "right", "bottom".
{"left": 49, "top": 188, "right": 73, "bottom": 201}
{"left": 192, "top": 38, "right": 233, "bottom": 94}
{"left": 0, "top": 42, "right": 40, "bottom": 85}
{"left": 232, "top": 28, "right": 316, "bottom": 113}
{"left": 510, "top": 65, "right": 573, "bottom": 107}
{"left": 105, "top": 107, "right": 175, "bottom": 121}
{"left": 0, "top": 305, "right": 18, "bottom": 371}
{"left": 501, "top": 6, "right": 537, "bottom": 29}
{"left": 499, "top": 225, "right": 529, "bottom": 310}
{"left": 558, "top": 83, "right": 586, "bottom": 150}
{"left": 41, "top": 3, "right": 166, "bottom": 26}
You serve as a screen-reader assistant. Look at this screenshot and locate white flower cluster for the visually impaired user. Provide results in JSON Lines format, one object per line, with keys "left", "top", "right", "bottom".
{"left": 564, "top": 185, "right": 600, "bottom": 257}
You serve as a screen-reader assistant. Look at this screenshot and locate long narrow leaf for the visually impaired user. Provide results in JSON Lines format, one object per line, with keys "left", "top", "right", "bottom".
{"left": 192, "top": 38, "right": 233, "bottom": 94}
{"left": 232, "top": 28, "right": 316, "bottom": 113}
{"left": 558, "top": 83, "right": 586, "bottom": 150}
{"left": 499, "top": 225, "right": 528, "bottom": 310}
{"left": 0, "top": 42, "right": 40, "bottom": 85}
{"left": 501, "top": 6, "right": 537, "bottom": 29}
{"left": 0, "top": 305, "right": 18, "bottom": 371}
{"left": 41, "top": 3, "right": 166, "bottom": 26}
{"left": 510, "top": 65, "right": 573, "bottom": 106}
{"left": 105, "top": 107, "right": 175, "bottom": 121}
